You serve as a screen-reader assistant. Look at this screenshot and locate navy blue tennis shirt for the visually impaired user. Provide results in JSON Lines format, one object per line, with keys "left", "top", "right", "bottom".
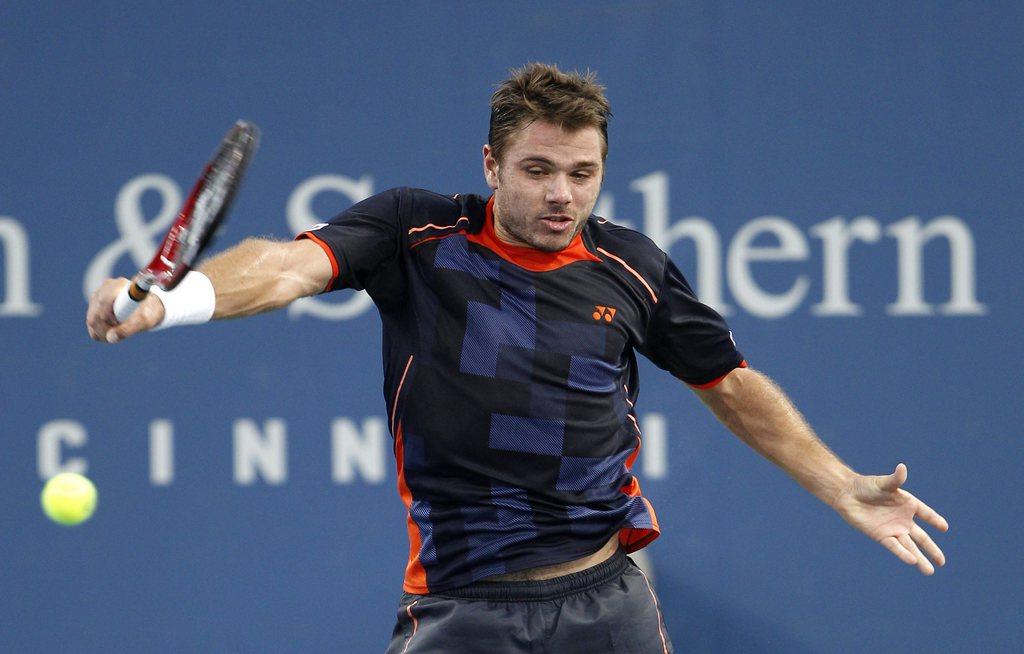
{"left": 298, "top": 188, "right": 745, "bottom": 593}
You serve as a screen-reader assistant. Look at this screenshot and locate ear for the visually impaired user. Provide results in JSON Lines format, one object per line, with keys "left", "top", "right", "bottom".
{"left": 482, "top": 144, "right": 499, "bottom": 191}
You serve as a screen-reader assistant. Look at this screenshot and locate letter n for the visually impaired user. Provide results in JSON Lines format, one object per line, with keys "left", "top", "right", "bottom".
{"left": 886, "top": 216, "right": 986, "bottom": 316}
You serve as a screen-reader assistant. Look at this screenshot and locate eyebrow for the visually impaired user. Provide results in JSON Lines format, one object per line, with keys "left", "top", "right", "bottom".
{"left": 520, "top": 156, "right": 601, "bottom": 169}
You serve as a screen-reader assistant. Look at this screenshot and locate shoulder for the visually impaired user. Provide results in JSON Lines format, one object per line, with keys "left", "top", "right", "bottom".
{"left": 586, "top": 216, "right": 665, "bottom": 259}
{"left": 585, "top": 217, "right": 668, "bottom": 294}
{"left": 389, "top": 188, "right": 485, "bottom": 222}
{"left": 342, "top": 187, "right": 480, "bottom": 230}
{"left": 398, "top": 190, "right": 488, "bottom": 246}
{"left": 397, "top": 188, "right": 484, "bottom": 213}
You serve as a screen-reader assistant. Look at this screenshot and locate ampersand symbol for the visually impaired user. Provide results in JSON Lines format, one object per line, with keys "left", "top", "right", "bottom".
{"left": 82, "top": 174, "right": 182, "bottom": 300}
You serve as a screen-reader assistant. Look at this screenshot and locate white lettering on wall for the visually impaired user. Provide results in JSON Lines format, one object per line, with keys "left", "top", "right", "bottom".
{"left": 37, "top": 420, "right": 88, "bottom": 479}
{"left": 728, "top": 217, "right": 811, "bottom": 319}
{"left": 286, "top": 174, "right": 375, "bottom": 320}
{"left": 149, "top": 419, "right": 174, "bottom": 486}
{"left": 0, "top": 216, "right": 42, "bottom": 316}
{"left": 331, "top": 417, "right": 387, "bottom": 484}
{"left": 83, "top": 174, "right": 182, "bottom": 299}
{"left": 640, "top": 413, "right": 667, "bottom": 480}
{"left": 631, "top": 171, "right": 731, "bottom": 314}
{"left": 233, "top": 418, "right": 288, "bottom": 485}
{"left": 886, "top": 216, "right": 987, "bottom": 316}
{"left": 810, "top": 216, "right": 883, "bottom": 316}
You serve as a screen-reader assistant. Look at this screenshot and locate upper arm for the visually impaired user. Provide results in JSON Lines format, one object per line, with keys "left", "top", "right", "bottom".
{"left": 198, "top": 237, "right": 338, "bottom": 318}
{"left": 282, "top": 238, "right": 337, "bottom": 297}
{"left": 691, "top": 365, "right": 754, "bottom": 405}
{"left": 690, "top": 365, "right": 763, "bottom": 434}
{"left": 691, "top": 366, "right": 794, "bottom": 431}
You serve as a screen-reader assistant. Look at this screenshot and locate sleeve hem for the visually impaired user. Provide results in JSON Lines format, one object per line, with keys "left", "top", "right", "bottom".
{"left": 687, "top": 359, "right": 748, "bottom": 389}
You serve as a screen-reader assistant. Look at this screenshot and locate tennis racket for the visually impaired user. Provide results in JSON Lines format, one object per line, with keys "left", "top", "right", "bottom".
{"left": 113, "top": 120, "right": 260, "bottom": 321}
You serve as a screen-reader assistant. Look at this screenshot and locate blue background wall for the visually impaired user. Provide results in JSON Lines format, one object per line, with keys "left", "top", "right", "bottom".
{"left": 2, "top": 2, "right": 1021, "bottom": 651}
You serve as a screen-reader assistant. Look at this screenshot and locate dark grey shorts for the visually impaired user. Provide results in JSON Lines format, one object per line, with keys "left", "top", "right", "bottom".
{"left": 385, "top": 551, "right": 673, "bottom": 653}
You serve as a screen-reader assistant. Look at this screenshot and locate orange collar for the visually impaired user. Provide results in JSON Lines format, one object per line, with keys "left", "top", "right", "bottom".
{"left": 465, "top": 196, "right": 600, "bottom": 272}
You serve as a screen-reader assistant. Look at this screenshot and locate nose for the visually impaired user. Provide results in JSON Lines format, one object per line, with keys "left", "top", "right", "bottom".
{"left": 545, "top": 174, "right": 572, "bottom": 206}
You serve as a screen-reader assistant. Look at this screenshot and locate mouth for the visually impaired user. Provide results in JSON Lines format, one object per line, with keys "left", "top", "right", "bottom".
{"left": 540, "top": 214, "right": 574, "bottom": 233}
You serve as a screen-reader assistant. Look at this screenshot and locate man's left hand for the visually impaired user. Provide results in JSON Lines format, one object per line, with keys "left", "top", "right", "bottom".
{"left": 831, "top": 463, "right": 949, "bottom": 575}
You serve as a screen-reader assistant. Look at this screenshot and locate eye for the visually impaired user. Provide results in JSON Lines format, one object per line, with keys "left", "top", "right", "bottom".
{"left": 572, "top": 171, "right": 592, "bottom": 180}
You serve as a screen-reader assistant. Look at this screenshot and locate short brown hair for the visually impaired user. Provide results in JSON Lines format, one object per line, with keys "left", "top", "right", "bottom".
{"left": 488, "top": 63, "right": 612, "bottom": 163}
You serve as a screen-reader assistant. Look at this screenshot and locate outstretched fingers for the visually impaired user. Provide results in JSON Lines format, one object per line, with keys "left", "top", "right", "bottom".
{"left": 898, "top": 533, "right": 935, "bottom": 575}
{"left": 913, "top": 495, "right": 950, "bottom": 532}
{"left": 910, "top": 524, "right": 946, "bottom": 569}
{"left": 860, "top": 465, "right": 948, "bottom": 575}
{"left": 880, "top": 535, "right": 917, "bottom": 566}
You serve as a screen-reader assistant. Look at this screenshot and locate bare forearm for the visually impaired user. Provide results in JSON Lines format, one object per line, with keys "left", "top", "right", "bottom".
{"left": 197, "top": 238, "right": 328, "bottom": 319}
{"left": 695, "top": 367, "right": 856, "bottom": 506}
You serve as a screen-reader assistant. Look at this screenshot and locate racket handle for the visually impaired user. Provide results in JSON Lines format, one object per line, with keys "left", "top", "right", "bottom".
{"left": 113, "top": 281, "right": 150, "bottom": 322}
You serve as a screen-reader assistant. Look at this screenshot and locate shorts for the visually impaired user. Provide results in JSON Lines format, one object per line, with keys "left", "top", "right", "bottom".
{"left": 384, "top": 550, "right": 673, "bottom": 653}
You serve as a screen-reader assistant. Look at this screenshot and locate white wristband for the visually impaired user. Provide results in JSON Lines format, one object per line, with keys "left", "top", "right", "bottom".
{"left": 150, "top": 271, "right": 216, "bottom": 330}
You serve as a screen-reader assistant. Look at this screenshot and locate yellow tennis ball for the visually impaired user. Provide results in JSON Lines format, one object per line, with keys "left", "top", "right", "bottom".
{"left": 40, "top": 472, "right": 98, "bottom": 526}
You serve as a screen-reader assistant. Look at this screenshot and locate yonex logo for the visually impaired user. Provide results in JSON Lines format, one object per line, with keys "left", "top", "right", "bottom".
{"left": 592, "top": 305, "right": 617, "bottom": 322}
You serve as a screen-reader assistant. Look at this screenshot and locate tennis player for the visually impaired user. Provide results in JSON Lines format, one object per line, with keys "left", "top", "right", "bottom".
{"left": 87, "top": 63, "right": 948, "bottom": 653}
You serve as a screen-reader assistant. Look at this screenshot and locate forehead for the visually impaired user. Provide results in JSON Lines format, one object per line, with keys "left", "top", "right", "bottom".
{"left": 503, "top": 121, "right": 603, "bottom": 164}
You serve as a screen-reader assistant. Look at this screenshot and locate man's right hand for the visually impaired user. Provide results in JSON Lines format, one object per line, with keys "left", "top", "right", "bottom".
{"left": 86, "top": 278, "right": 166, "bottom": 344}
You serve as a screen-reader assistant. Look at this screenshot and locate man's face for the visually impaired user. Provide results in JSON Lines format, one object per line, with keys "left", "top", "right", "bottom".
{"left": 483, "top": 121, "right": 604, "bottom": 252}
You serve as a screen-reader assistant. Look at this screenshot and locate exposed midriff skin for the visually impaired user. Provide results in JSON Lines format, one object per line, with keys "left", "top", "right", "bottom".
{"left": 482, "top": 533, "right": 620, "bottom": 582}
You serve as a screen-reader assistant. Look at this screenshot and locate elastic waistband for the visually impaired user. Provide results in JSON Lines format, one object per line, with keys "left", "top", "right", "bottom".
{"left": 436, "top": 550, "right": 628, "bottom": 602}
